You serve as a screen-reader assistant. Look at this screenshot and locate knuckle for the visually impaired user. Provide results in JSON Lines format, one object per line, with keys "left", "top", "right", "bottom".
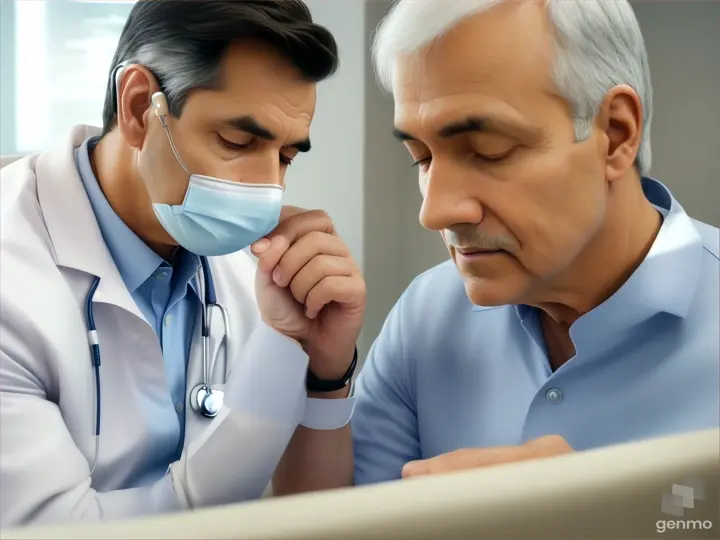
{"left": 280, "top": 205, "right": 306, "bottom": 219}
{"left": 309, "top": 209, "right": 334, "bottom": 230}
{"left": 354, "top": 276, "right": 367, "bottom": 294}
{"left": 306, "top": 284, "right": 330, "bottom": 312}
{"left": 275, "top": 252, "right": 296, "bottom": 278}
{"left": 305, "top": 282, "right": 325, "bottom": 304}
{"left": 315, "top": 254, "right": 341, "bottom": 274}
{"left": 528, "top": 434, "right": 572, "bottom": 453}
{"left": 305, "top": 230, "right": 328, "bottom": 245}
{"left": 289, "top": 277, "right": 308, "bottom": 303}
{"left": 309, "top": 208, "right": 330, "bottom": 219}
{"left": 535, "top": 434, "right": 565, "bottom": 446}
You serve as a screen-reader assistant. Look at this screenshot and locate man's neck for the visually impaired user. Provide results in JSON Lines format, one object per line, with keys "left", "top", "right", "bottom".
{"left": 530, "top": 174, "right": 662, "bottom": 327}
{"left": 91, "top": 133, "right": 178, "bottom": 262}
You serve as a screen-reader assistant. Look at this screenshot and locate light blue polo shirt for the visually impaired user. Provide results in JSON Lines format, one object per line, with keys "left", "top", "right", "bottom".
{"left": 353, "top": 177, "right": 719, "bottom": 485}
{"left": 75, "top": 137, "right": 201, "bottom": 485}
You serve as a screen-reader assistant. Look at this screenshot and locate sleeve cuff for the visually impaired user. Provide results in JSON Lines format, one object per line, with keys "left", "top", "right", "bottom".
{"left": 300, "top": 382, "right": 356, "bottom": 430}
{"left": 223, "top": 322, "right": 309, "bottom": 423}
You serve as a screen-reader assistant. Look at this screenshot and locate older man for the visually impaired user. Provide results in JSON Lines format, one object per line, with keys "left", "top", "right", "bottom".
{"left": 343, "top": 0, "right": 718, "bottom": 484}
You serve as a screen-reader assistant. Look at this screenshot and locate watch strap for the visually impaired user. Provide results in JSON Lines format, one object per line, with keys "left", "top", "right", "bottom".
{"left": 306, "top": 347, "right": 358, "bottom": 393}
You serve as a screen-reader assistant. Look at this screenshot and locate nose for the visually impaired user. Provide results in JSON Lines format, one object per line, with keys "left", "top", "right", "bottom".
{"left": 419, "top": 159, "right": 484, "bottom": 231}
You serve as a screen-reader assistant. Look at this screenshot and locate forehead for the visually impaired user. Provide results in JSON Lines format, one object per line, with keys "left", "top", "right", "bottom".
{"left": 392, "top": 2, "right": 553, "bottom": 129}
{"left": 187, "top": 41, "right": 317, "bottom": 133}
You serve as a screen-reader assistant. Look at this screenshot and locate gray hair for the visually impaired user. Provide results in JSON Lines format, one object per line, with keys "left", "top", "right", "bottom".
{"left": 373, "top": 0, "right": 653, "bottom": 174}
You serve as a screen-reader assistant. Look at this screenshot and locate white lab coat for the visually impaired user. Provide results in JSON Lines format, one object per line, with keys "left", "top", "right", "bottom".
{"left": 0, "top": 126, "right": 352, "bottom": 528}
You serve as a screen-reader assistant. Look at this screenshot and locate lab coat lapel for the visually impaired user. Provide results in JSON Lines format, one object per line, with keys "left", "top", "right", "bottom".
{"left": 182, "top": 253, "right": 260, "bottom": 444}
{"left": 34, "top": 125, "right": 143, "bottom": 320}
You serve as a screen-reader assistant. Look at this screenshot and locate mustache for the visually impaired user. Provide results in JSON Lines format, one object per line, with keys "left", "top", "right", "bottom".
{"left": 444, "top": 229, "right": 513, "bottom": 251}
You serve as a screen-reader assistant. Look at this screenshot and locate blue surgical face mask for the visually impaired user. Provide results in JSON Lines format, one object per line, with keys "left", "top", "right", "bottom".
{"left": 153, "top": 175, "right": 283, "bottom": 256}
{"left": 148, "top": 93, "right": 283, "bottom": 256}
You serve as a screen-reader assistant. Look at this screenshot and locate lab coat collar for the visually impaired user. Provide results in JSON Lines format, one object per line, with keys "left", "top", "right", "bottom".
{"left": 35, "top": 125, "right": 143, "bottom": 319}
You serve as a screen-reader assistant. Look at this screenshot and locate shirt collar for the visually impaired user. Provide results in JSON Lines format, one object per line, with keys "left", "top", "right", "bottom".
{"left": 74, "top": 136, "right": 166, "bottom": 293}
{"left": 575, "top": 177, "right": 702, "bottom": 330}
{"left": 510, "top": 177, "right": 704, "bottom": 351}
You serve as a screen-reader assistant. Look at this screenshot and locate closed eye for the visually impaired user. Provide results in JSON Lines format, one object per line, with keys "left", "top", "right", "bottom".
{"left": 474, "top": 148, "right": 515, "bottom": 163}
{"left": 218, "top": 134, "right": 251, "bottom": 151}
{"left": 218, "top": 134, "right": 295, "bottom": 166}
{"left": 476, "top": 154, "right": 506, "bottom": 163}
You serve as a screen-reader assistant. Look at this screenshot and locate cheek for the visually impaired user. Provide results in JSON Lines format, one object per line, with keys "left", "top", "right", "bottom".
{"left": 138, "top": 127, "right": 191, "bottom": 205}
{"left": 504, "top": 147, "right": 607, "bottom": 276}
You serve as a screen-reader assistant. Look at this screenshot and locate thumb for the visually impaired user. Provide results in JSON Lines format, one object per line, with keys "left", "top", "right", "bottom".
{"left": 402, "top": 460, "right": 430, "bottom": 478}
{"left": 251, "top": 235, "right": 288, "bottom": 288}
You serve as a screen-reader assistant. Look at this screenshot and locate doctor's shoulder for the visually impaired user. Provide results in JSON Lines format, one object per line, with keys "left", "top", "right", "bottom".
{"left": 0, "top": 154, "right": 58, "bottom": 270}
{"left": 1, "top": 155, "right": 80, "bottom": 380}
{"left": 0, "top": 154, "right": 41, "bottom": 223}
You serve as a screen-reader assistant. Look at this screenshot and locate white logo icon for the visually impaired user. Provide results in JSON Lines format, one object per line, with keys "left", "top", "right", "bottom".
{"left": 661, "top": 479, "right": 705, "bottom": 517}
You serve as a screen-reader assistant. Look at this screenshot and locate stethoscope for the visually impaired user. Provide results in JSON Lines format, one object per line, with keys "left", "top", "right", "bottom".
{"left": 85, "top": 256, "right": 229, "bottom": 474}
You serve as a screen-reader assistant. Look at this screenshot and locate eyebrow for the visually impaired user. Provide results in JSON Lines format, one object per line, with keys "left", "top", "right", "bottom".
{"left": 393, "top": 115, "right": 530, "bottom": 142}
{"left": 225, "top": 115, "right": 311, "bottom": 152}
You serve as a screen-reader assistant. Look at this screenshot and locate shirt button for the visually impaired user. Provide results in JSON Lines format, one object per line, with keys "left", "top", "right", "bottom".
{"left": 175, "top": 402, "right": 184, "bottom": 413}
{"left": 164, "top": 315, "right": 172, "bottom": 326}
{"left": 545, "top": 388, "right": 563, "bottom": 404}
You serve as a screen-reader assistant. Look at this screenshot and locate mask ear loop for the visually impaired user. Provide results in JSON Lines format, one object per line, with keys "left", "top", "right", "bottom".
{"left": 110, "top": 63, "right": 192, "bottom": 176}
{"left": 110, "top": 61, "right": 130, "bottom": 115}
{"left": 150, "top": 92, "right": 192, "bottom": 176}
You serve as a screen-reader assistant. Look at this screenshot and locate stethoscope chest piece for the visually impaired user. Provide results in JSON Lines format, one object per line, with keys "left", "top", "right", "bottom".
{"left": 191, "top": 384, "right": 224, "bottom": 418}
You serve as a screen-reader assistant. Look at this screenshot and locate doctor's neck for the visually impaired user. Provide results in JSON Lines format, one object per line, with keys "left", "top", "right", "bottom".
{"left": 91, "top": 134, "right": 181, "bottom": 263}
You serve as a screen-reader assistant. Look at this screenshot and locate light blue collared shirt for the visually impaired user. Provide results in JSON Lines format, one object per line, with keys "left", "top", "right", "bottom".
{"left": 75, "top": 137, "right": 201, "bottom": 484}
{"left": 353, "top": 178, "right": 719, "bottom": 485}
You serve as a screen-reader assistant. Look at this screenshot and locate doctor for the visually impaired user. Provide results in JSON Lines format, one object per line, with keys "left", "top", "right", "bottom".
{"left": 0, "top": 0, "right": 360, "bottom": 528}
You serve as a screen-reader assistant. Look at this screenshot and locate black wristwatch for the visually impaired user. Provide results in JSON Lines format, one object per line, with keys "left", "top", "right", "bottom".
{"left": 306, "top": 347, "right": 358, "bottom": 393}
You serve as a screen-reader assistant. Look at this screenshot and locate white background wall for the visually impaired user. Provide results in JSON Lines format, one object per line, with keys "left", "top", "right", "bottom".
{"left": 1, "top": 0, "right": 717, "bottom": 362}
{"left": 286, "top": 0, "right": 366, "bottom": 270}
{"left": 631, "top": 0, "right": 720, "bottom": 227}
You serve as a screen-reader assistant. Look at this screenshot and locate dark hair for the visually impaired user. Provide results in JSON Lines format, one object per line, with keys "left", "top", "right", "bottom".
{"left": 101, "top": 0, "right": 339, "bottom": 135}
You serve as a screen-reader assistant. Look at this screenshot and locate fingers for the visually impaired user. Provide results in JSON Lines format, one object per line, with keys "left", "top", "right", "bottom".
{"left": 271, "top": 232, "right": 350, "bottom": 288}
{"left": 250, "top": 206, "right": 364, "bottom": 319}
{"left": 524, "top": 434, "right": 574, "bottom": 453}
{"left": 251, "top": 235, "right": 289, "bottom": 287}
{"left": 250, "top": 207, "right": 338, "bottom": 275}
{"left": 286, "top": 255, "right": 354, "bottom": 305}
{"left": 269, "top": 208, "right": 336, "bottom": 246}
{"left": 279, "top": 205, "right": 307, "bottom": 222}
{"left": 402, "top": 436, "right": 573, "bottom": 478}
{"left": 305, "top": 275, "right": 366, "bottom": 320}
{"left": 402, "top": 448, "right": 506, "bottom": 478}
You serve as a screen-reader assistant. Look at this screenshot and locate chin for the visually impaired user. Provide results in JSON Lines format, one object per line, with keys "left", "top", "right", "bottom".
{"left": 462, "top": 275, "right": 527, "bottom": 308}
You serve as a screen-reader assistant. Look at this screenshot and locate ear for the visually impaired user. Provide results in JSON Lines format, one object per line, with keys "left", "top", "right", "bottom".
{"left": 116, "top": 65, "right": 162, "bottom": 150}
{"left": 596, "top": 85, "right": 643, "bottom": 182}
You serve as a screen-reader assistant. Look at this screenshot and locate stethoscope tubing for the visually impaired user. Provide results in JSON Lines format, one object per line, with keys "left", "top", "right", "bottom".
{"left": 84, "top": 256, "right": 225, "bottom": 475}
